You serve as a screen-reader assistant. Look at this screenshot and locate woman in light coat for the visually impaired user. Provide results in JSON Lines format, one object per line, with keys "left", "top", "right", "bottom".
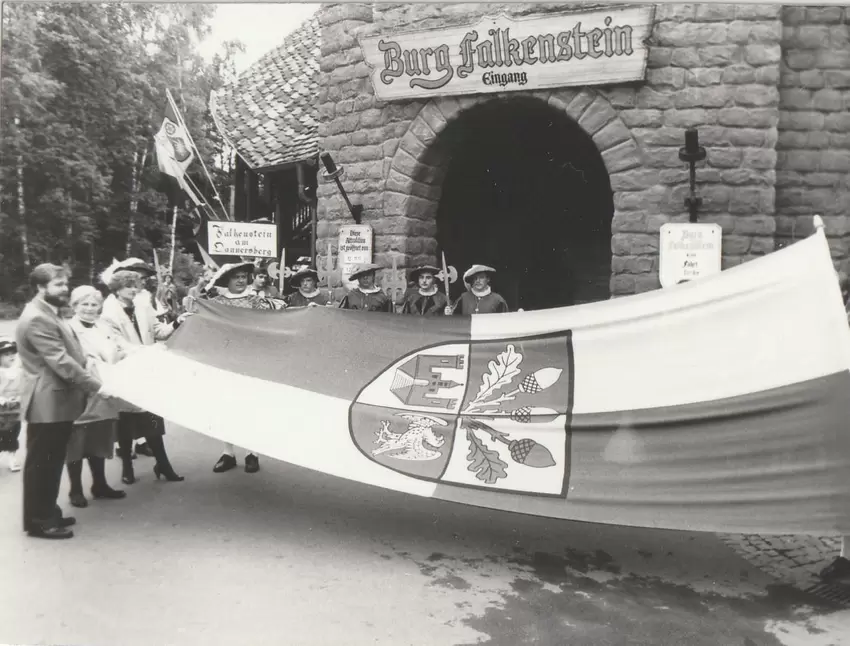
{"left": 65, "top": 286, "right": 127, "bottom": 507}
{"left": 99, "top": 268, "right": 186, "bottom": 485}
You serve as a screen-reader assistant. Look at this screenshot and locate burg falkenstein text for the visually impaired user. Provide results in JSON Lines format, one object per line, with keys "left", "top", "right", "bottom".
{"left": 378, "top": 17, "right": 635, "bottom": 90}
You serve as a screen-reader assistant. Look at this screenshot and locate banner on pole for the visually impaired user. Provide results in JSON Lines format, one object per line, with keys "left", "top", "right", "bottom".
{"left": 208, "top": 221, "right": 277, "bottom": 258}
{"left": 154, "top": 99, "right": 194, "bottom": 181}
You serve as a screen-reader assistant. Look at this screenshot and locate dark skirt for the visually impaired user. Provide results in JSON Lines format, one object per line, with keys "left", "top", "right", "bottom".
{"left": 118, "top": 411, "right": 166, "bottom": 440}
{"left": 66, "top": 419, "right": 116, "bottom": 463}
{"left": 0, "top": 419, "right": 21, "bottom": 453}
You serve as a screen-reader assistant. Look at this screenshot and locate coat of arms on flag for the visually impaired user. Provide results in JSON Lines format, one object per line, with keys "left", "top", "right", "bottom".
{"left": 350, "top": 332, "right": 574, "bottom": 498}
{"left": 154, "top": 97, "right": 194, "bottom": 179}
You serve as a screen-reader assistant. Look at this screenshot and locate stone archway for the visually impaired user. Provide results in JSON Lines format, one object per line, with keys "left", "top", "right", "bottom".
{"left": 382, "top": 88, "right": 648, "bottom": 300}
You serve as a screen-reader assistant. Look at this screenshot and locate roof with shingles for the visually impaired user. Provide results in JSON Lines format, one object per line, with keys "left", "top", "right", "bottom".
{"left": 211, "top": 15, "right": 320, "bottom": 171}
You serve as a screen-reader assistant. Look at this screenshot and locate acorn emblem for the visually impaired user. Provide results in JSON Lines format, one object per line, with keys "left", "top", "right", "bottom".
{"left": 506, "top": 437, "right": 556, "bottom": 468}
{"left": 509, "top": 406, "right": 560, "bottom": 424}
{"left": 519, "top": 368, "right": 563, "bottom": 394}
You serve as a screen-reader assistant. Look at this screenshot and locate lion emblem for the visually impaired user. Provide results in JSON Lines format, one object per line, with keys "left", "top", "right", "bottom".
{"left": 372, "top": 414, "right": 448, "bottom": 461}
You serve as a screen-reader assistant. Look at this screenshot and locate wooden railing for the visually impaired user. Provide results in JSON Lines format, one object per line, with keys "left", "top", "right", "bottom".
{"left": 294, "top": 202, "right": 315, "bottom": 233}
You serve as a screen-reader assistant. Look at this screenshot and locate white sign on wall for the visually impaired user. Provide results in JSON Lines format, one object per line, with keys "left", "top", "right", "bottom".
{"left": 208, "top": 221, "right": 278, "bottom": 258}
{"left": 359, "top": 6, "right": 654, "bottom": 102}
{"left": 659, "top": 223, "right": 723, "bottom": 288}
{"left": 338, "top": 224, "right": 374, "bottom": 287}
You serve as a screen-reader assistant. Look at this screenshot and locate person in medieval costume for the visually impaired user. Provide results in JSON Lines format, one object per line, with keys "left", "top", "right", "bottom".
{"left": 156, "top": 272, "right": 181, "bottom": 320}
{"left": 401, "top": 265, "right": 449, "bottom": 316}
{"left": 206, "top": 261, "right": 287, "bottom": 311}
{"left": 338, "top": 263, "right": 393, "bottom": 312}
{"left": 287, "top": 267, "right": 329, "bottom": 308}
{"left": 451, "top": 265, "right": 509, "bottom": 315}
{"left": 250, "top": 259, "right": 282, "bottom": 299}
{"left": 281, "top": 256, "right": 313, "bottom": 297}
{"left": 205, "top": 262, "right": 286, "bottom": 475}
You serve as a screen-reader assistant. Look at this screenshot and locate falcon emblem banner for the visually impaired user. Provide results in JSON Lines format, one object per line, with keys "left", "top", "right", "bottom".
{"left": 101, "top": 222, "right": 850, "bottom": 536}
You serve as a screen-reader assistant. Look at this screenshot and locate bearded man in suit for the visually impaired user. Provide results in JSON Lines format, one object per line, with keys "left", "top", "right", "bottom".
{"left": 15, "top": 264, "right": 108, "bottom": 539}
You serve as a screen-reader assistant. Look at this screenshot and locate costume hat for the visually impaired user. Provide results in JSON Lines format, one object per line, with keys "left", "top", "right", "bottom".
{"left": 349, "top": 263, "right": 382, "bottom": 281}
{"left": 290, "top": 266, "right": 319, "bottom": 286}
{"left": 0, "top": 338, "right": 16, "bottom": 356}
{"left": 409, "top": 265, "right": 440, "bottom": 282}
{"left": 463, "top": 264, "right": 496, "bottom": 284}
{"left": 211, "top": 261, "right": 256, "bottom": 288}
{"left": 99, "top": 257, "right": 156, "bottom": 286}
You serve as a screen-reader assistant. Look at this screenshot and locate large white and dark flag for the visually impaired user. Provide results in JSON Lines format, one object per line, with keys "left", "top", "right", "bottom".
{"left": 101, "top": 219, "right": 850, "bottom": 536}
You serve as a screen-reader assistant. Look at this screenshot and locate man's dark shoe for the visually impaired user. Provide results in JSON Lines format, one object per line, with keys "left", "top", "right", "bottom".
{"left": 819, "top": 556, "right": 850, "bottom": 583}
{"left": 245, "top": 454, "right": 260, "bottom": 474}
{"left": 213, "top": 454, "right": 237, "bottom": 473}
{"left": 50, "top": 507, "right": 76, "bottom": 528}
{"left": 135, "top": 442, "right": 154, "bottom": 458}
{"left": 28, "top": 526, "right": 74, "bottom": 539}
{"left": 91, "top": 485, "right": 126, "bottom": 500}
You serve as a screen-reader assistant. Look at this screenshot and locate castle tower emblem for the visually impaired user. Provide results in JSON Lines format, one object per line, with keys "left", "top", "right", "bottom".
{"left": 390, "top": 354, "right": 464, "bottom": 410}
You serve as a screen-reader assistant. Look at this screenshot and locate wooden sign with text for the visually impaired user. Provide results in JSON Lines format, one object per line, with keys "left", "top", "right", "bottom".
{"left": 359, "top": 6, "right": 654, "bottom": 101}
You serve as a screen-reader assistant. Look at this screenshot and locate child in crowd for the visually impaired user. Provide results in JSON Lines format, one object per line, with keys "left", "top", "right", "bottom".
{"left": 0, "top": 337, "right": 23, "bottom": 472}
{"left": 452, "top": 265, "right": 509, "bottom": 315}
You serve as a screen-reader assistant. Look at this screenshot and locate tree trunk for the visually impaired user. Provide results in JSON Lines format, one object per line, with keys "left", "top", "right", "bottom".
{"left": 17, "top": 159, "right": 29, "bottom": 272}
{"left": 15, "top": 117, "right": 30, "bottom": 272}
{"left": 126, "top": 150, "right": 139, "bottom": 257}
{"left": 127, "top": 147, "right": 148, "bottom": 257}
{"left": 169, "top": 204, "right": 178, "bottom": 270}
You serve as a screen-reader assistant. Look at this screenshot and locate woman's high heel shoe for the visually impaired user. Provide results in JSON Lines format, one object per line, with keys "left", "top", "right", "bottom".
{"left": 121, "top": 463, "right": 135, "bottom": 485}
{"left": 153, "top": 464, "right": 184, "bottom": 482}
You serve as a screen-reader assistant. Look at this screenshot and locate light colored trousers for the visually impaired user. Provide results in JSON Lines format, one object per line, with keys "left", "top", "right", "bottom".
{"left": 222, "top": 443, "right": 256, "bottom": 457}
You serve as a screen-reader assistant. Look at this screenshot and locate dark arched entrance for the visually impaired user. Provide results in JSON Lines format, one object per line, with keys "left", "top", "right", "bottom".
{"left": 435, "top": 97, "right": 614, "bottom": 311}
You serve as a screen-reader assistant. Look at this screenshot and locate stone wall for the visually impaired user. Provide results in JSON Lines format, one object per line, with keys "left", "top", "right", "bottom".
{"left": 317, "top": 3, "right": 785, "bottom": 297}
{"left": 776, "top": 6, "right": 850, "bottom": 270}
{"left": 604, "top": 3, "right": 782, "bottom": 294}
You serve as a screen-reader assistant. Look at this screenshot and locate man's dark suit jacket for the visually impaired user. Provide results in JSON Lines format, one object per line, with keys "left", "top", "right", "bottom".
{"left": 15, "top": 297, "right": 101, "bottom": 423}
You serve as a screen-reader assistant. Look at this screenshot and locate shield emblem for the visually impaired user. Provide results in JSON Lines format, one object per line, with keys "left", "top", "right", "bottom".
{"left": 349, "top": 331, "right": 574, "bottom": 498}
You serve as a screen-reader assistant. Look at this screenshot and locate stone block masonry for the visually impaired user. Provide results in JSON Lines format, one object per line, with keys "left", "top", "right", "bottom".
{"left": 776, "top": 6, "right": 850, "bottom": 272}
{"left": 316, "top": 3, "right": 847, "bottom": 297}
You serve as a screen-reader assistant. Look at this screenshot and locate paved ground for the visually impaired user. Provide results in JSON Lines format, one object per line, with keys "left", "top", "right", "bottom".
{"left": 2, "top": 423, "right": 849, "bottom": 646}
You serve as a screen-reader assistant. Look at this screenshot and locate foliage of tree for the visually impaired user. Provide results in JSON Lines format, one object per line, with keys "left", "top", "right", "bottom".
{"left": 0, "top": 3, "right": 240, "bottom": 303}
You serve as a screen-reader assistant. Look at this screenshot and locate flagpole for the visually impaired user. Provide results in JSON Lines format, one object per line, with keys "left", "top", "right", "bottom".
{"left": 182, "top": 173, "right": 218, "bottom": 219}
{"left": 169, "top": 205, "right": 178, "bottom": 270}
{"left": 166, "top": 89, "right": 230, "bottom": 221}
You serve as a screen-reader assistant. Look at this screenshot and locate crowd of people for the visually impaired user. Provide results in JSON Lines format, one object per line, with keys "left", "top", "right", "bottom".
{"left": 0, "top": 254, "right": 512, "bottom": 540}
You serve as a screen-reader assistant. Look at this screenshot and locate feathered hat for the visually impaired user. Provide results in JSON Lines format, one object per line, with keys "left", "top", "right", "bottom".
{"left": 99, "top": 257, "right": 156, "bottom": 287}
{"left": 211, "top": 261, "right": 256, "bottom": 288}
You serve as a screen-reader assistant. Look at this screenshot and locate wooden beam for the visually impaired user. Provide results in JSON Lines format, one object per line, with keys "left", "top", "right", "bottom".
{"left": 234, "top": 156, "right": 247, "bottom": 222}
{"left": 247, "top": 170, "right": 259, "bottom": 221}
